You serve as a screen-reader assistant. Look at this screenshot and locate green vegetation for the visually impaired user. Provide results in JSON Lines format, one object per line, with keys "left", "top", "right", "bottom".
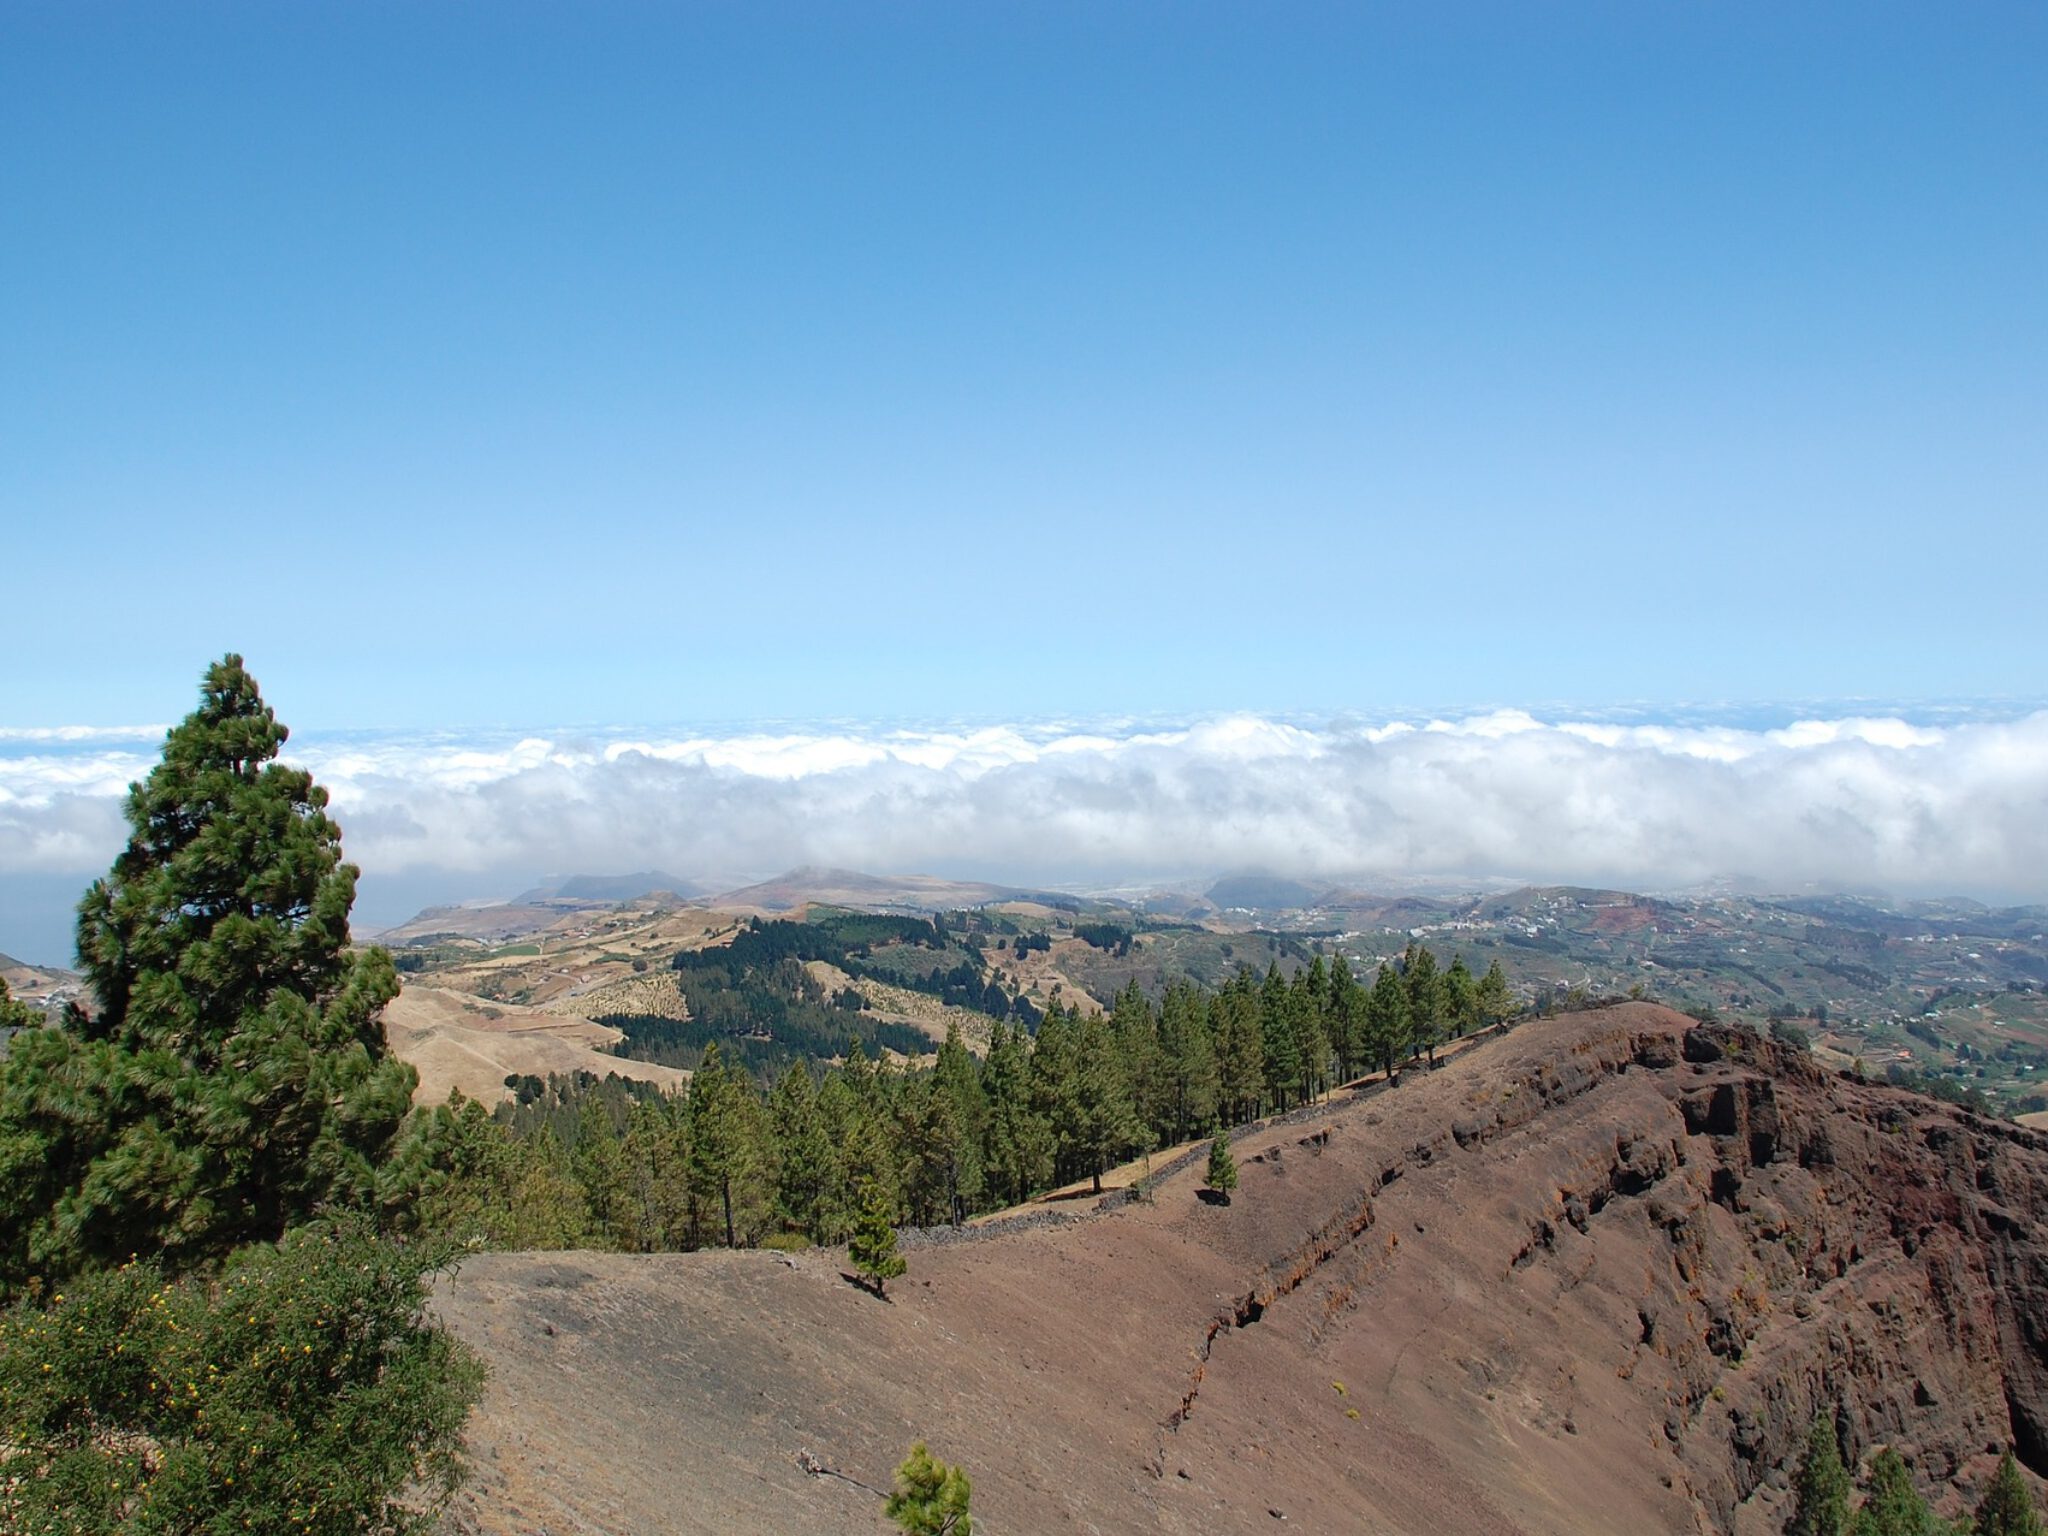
{"left": 0, "top": 1222, "right": 479, "bottom": 1536}
{"left": 602, "top": 910, "right": 1029, "bottom": 1074}
{"left": 1790, "top": 1414, "right": 1852, "bottom": 1536}
{"left": 420, "top": 941, "right": 1512, "bottom": 1253}
{"left": 0, "top": 657, "right": 479, "bottom": 1533}
{"left": 1855, "top": 1447, "right": 1943, "bottom": 1535}
{"left": 849, "top": 1177, "right": 907, "bottom": 1296}
{"left": 886, "top": 1441, "right": 973, "bottom": 1535}
{"left": 1204, "top": 1126, "right": 1238, "bottom": 1200}
{"left": 1790, "top": 1416, "right": 2047, "bottom": 1536}
{"left": 1072, "top": 921, "right": 1133, "bottom": 954}
{"left": 0, "top": 656, "right": 421, "bottom": 1284}
{"left": 1974, "top": 1451, "right": 2045, "bottom": 1536}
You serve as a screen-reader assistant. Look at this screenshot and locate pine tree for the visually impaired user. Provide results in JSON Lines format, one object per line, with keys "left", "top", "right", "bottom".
{"left": 1973, "top": 1451, "right": 2044, "bottom": 1536}
{"left": 1260, "top": 964, "right": 1302, "bottom": 1112}
{"left": 1029, "top": 1006, "right": 1080, "bottom": 1181}
{"left": 1475, "top": 958, "right": 1514, "bottom": 1029}
{"left": 1444, "top": 954, "right": 1478, "bottom": 1039}
{"left": 0, "top": 655, "right": 419, "bottom": 1287}
{"left": 834, "top": 1065, "right": 900, "bottom": 1225}
{"left": 1404, "top": 944, "right": 1446, "bottom": 1065}
{"left": 980, "top": 1020, "right": 1051, "bottom": 1206}
{"left": 897, "top": 1075, "right": 964, "bottom": 1227}
{"left": 1204, "top": 1124, "right": 1238, "bottom": 1201}
{"left": 1789, "top": 1413, "right": 1853, "bottom": 1536}
{"left": 931, "top": 1023, "right": 987, "bottom": 1222}
{"left": 1855, "top": 1448, "right": 1940, "bottom": 1536}
{"left": 687, "top": 1043, "right": 770, "bottom": 1248}
{"left": 1367, "top": 962, "right": 1411, "bottom": 1077}
{"left": 771, "top": 1062, "right": 833, "bottom": 1241}
{"left": 619, "top": 1094, "right": 685, "bottom": 1251}
{"left": 1289, "top": 964, "right": 1328, "bottom": 1105}
{"left": 1156, "top": 982, "right": 1217, "bottom": 1144}
{"left": 813, "top": 1069, "right": 870, "bottom": 1240}
{"left": 1110, "top": 982, "right": 1168, "bottom": 1144}
{"left": 570, "top": 1093, "right": 629, "bottom": 1245}
{"left": 1214, "top": 978, "right": 1266, "bottom": 1124}
{"left": 848, "top": 1176, "right": 906, "bottom": 1296}
{"left": 1326, "top": 954, "right": 1363, "bottom": 1082}
{"left": 0, "top": 977, "right": 35, "bottom": 1034}
{"left": 508, "top": 1124, "right": 594, "bottom": 1248}
{"left": 1070, "top": 1015, "right": 1144, "bottom": 1193}
{"left": 885, "top": 1441, "right": 973, "bottom": 1535}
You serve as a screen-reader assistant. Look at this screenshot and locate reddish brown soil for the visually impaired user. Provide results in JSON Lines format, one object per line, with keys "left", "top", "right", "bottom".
{"left": 1587, "top": 904, "right": 1660, "bottom": 934}
{"left": 433, "top": 1004, "right": 2048, "bottom": 1534}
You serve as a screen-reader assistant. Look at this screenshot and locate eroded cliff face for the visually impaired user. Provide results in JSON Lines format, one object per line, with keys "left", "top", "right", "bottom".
{"left": 1624, "top": 1021, "right": 2048, "bottom": 1529}
{"left": 436, "top": 1004, "right": 2048, "bottom": 1536}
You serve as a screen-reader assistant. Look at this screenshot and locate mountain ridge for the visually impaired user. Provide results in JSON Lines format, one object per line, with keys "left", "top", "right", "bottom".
{"left": 435, "top": 1002, "right": 2048, "bottom": 1534}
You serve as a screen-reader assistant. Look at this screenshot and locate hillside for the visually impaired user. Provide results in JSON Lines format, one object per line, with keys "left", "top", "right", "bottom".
{"left": 372, "top": 873, "right": 2048, "bottom": 1120}
{"left": 434, "top": 1003, "right": 2048, "bottom": 1534}
{"left": 381, "top": 985, "right": 691, "bottom": 1105}
{"left": 0, "top": 952, "right": 83, "bottom": 1016}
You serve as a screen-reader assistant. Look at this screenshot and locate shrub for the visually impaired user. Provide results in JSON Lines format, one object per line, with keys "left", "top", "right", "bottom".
{"left": 0, "top": 1220, "right": 481, "bottom": 1536}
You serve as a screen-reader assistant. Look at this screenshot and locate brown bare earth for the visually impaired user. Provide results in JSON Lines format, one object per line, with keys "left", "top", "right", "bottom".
{"left": 434, "top": 1003, "right": 2048, "bottom": 1534}
{"left": 383, "top": 985, "right": 690, "bottom": 1106}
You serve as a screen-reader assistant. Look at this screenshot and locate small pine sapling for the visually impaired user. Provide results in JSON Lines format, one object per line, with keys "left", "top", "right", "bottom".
{"left": 886, "top": 1441, "right": 973, "bottom": 1535}
{"left": 849, "top": 1178, "right": 906, "bottom": 1296}
{"left": 1205, "top": 1125, "right": 1239, "bottom": 1203}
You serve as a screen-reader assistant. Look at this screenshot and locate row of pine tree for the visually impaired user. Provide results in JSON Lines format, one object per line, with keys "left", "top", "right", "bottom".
{"left": 414, "top": 944, "right": 1517, "bottom": 1251}
{"left": 1790, "top": 1413, "right": 2042, "bottom": 1535}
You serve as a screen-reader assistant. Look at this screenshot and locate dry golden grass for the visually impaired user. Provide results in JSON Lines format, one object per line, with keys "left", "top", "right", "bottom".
{"left": 800, "top": 960, "right": 991, "bottom": 1051}
{"left": 383, "top": 984, "right": 689, "bottom": 1106}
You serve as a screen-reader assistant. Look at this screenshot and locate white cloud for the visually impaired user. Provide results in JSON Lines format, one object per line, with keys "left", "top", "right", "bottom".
{"left": 0, "top": 725, "right": 167, "bottom": 744}
{"left": 3, "top": 711, "right": 2046, "bottom": 900}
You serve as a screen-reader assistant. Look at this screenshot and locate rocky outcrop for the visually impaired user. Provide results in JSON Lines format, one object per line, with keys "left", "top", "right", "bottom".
{"left": 1636, "top": 1023, "right": 2048, "bottom": 1529}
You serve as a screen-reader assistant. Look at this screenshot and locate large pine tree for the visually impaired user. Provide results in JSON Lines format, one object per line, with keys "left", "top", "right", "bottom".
{"left": 1259, "top": 963, "right": 1302, "bottom": 1112}
{"left": 1973, "top": 1450, "right": 2046, "bottom": 1536}
{"left": 1070, "top": 1014, "right": 1145, "bottom": 1193}
{"left": 1366, "top": 961, "right": 1411, "bottom": 1076}
{"left": 1789, "top": 1413, "right": 1853, "bottom": 1536}
{"left": 0, "top": 655, "right": 418, "bottom": 1286}
{"left": 1403, "top": 943, "right": 1446, "bottom": 1065}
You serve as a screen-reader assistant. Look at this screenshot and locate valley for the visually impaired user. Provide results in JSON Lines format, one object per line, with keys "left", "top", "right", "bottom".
{"left": 349, "top": 870, "right": 2048, "bottom": 1123}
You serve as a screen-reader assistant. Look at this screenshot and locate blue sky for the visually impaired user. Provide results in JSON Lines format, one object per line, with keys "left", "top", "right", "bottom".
{"left": 6, "top": 5, "right": 2048, "bottom": 960}
{"left": 5, "top": 2, "right": 2043, "bottom": 730}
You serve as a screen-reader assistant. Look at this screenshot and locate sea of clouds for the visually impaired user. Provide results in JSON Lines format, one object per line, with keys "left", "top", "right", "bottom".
{"left": 4, "top": 710, "right": 2047, "bottom": 914}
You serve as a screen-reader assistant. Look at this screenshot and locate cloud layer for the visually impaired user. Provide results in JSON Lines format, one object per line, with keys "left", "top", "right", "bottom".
{"left": 4, "top": 710, "right": 2046, "bottom": 901}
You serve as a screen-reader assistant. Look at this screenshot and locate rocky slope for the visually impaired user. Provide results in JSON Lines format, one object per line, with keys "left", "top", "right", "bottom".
{"left": 433, "top": 1003, "right": 2048, "bottom": 1534}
